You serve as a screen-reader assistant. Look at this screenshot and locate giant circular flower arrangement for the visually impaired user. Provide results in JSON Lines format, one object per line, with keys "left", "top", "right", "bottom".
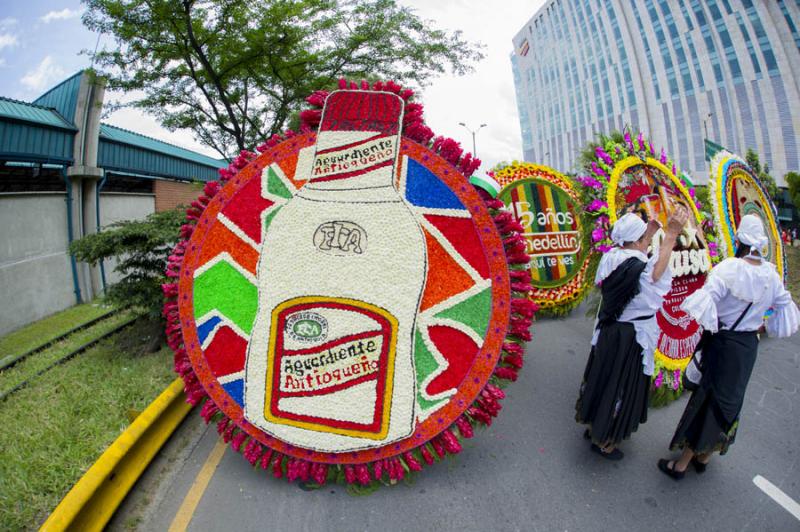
{"left": 576, "top": 130, "right": 718, "bottom": 405}
{"left": 709, "top": 150, "right": 786, "bottom": 280}
{"left": 493, "top": 162, "right": 591, "bottom": 316}
{"left": 163, "top": 81, "right": 534, "bottom": 488}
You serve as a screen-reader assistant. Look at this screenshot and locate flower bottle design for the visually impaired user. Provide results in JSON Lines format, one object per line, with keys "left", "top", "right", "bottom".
{"left": 244, "top": 91, "right": 427, "bottom": 452}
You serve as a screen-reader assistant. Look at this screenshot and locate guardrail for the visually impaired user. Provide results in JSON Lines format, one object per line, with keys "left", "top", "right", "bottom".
{"left": 40, "top": 378, "right": 192, "bottom": 532}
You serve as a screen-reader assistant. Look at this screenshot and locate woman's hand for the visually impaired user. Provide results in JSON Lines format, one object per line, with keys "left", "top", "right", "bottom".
{"left": 666, "top": 206, "right": 689, "bottom": 238}
{"left": 644, "top": 219, "right": 662, "bottom": 241}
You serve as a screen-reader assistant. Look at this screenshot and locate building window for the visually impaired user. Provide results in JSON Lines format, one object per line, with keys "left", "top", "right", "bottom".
{"left": 686, "top": 36, "right": 706, "bottom": 90}
{"left": 735, "top": 12, "right": 762, "bottom": 77}
{"left": 631, "top": 1, "right": 662, "bottom": 101}
{"left": 677, "top": 0, "right": 694, "bottom": 30}
{"left": 777, "top": 0, "right": 800, "bottom": 54}
{"left": 744, "top": 3, "right": 780, "bottom": 76}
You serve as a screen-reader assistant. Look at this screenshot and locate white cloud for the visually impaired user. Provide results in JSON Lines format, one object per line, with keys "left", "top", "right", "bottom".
{"left": 0, "top": 33, "right": 18, "bottom": 50}
{"left": 20, "top": 56, "right": 66, "bottom": 92}
{"left": 41, "top": 8, "right": 82, "bottom": 23}
{"left": 0, "top": 18, "right": 18, "bottom": 30}
{"left": 398, "top": 0, "right": 546, "bottom": 175}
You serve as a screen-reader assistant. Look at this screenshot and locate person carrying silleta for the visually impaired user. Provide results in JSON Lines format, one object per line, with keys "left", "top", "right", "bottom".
{"left": 658, "top": 215, "right": 800, "bottom": 479}
{"left": 576, "top": 208, "right": 688, "bottom": 459}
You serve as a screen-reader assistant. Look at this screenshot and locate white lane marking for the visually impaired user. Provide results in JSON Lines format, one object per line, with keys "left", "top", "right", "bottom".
{"left": 753, "top": 475, "right": 800, "bottom": 521}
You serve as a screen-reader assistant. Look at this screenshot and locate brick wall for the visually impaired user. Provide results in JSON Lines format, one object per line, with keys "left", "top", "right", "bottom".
{"left": 154, "top": 180, "right": 202, "bottom": 212}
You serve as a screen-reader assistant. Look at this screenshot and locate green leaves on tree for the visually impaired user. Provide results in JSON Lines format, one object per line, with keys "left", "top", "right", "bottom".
{"left": 69, "top": 209, "right": 185, "bottom": 323}
{"left": 81, "top": 0, "right": 484, "bottom": 158}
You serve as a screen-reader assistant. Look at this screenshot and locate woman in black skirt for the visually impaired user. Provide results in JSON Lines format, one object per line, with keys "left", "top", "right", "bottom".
{"left": 658, "top": 215, "right": 800, "bottom": 478}
{"left": 576, "top": 208, "right": 687, "bottom": 459}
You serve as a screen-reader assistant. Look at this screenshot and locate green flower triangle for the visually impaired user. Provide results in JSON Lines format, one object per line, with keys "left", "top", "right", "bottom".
{"left": 432, "top": 286, "right": 492, "bottom": 337}
{"left": 413, "top": 328, "right": 444, "bottom": 410}
{"left": 266, "top": 166, "right": 293, "bottom": 199}
{"left": 194, "top": 261, "right": 258, "bottom": 334}
{"left": 263, "top": 206, "right": 282, "bottom": 233}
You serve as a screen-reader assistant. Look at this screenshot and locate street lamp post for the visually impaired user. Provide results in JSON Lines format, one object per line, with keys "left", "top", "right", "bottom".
{"left": 458, "top": 122, "right": 487, "bottom": 157}
{"left": 703, "top": 112, "right": 713, "bottom": 140}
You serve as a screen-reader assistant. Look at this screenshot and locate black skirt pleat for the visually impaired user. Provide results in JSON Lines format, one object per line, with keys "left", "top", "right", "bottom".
{"left": 669, "top": 330, "right": 758, "bottom": 455}
{"left": 575, "top": 321, "right": 650, "bottom": 446}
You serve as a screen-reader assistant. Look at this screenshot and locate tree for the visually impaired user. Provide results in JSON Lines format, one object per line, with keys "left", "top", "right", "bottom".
{"left": 745, "top": 148, "right": 779, "bottom": 200}
{"left": 785, "top": 171, "right": 800, "bottom": 209}
{"left": 82, "top": 0, "right": 484, "bottom": 159}
{"left": 70, "top": 208, "right": 185, "bottom": 350}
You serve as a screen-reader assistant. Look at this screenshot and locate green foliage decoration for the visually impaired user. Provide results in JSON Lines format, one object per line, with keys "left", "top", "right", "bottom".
{"left": 69, "top": 208, "right": 184, "bottom": 324}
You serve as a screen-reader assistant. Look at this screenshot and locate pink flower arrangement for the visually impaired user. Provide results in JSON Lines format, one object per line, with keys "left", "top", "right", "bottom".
{"left": 591, "top": 227, "right": 606, "bottom": 242}
{"left": 576, "top": 175, "right": 603, "bottom": 189}
{"left": 624, "top": 130, "right": 634, "bottom": 152}
{"left": 590, "top": 161, "right": 609, "bottom": 178}
{"left": 587, "top": 199, "right": 608, "bottom": 212}
{"left": 654, "top": 371, "right": 664, "bottom": 388}
{"left": 595, "top": 146, "right": 614, "bottom": 166}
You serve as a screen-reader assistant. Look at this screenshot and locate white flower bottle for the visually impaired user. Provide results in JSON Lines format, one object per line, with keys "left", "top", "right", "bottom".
{"left": 244, "top": 90, "right": 427, "bottom": 452}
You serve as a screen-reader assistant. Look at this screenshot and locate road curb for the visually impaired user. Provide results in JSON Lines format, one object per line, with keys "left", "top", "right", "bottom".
{"left": 40, "top": 378, "right": 192, "bottom": 532}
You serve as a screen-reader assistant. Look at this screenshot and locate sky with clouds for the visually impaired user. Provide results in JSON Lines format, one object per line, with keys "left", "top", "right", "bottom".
{"left": 0, "top": 0, "right": 546, "bottom": 171}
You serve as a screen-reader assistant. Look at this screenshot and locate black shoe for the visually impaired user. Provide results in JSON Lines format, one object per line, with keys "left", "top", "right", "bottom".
{"left": 658, "top": 459, "right": 686, "bottom": 480}
{"left": 591, "top": 443, "right": 624, "bottom": 460}
{"left": 691, "top": 456, "right": 708, "bottom": 474}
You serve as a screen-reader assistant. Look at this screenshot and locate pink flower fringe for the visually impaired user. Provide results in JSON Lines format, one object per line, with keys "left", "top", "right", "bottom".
{"left": 163, "top": 83, "right": 534, "bottom": 488}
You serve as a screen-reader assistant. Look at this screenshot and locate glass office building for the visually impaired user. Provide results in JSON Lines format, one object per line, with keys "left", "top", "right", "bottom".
{"left": 511, "top": 0, "right": 800, "bottom": 185}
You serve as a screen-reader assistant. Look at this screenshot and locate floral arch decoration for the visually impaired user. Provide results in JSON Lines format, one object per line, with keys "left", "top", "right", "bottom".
{"left": 490, "top": 162, "right": 592, "bottom": 316}
{"left": 163, "top": 80, "right": 535, "bottom": 489}
{"left": 576, "top": 129, "right": 719, "bottom": 405}
{"left": 709, "top": 150, "right": 786, "bottom": 281}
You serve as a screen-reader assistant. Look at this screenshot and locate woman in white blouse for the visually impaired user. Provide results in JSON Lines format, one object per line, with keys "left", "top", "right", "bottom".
{"left": 576, "top": 208, "right": 687, "bottom": 460}
{"left": 658, "top": 215, "right": 800, "bottom": 479}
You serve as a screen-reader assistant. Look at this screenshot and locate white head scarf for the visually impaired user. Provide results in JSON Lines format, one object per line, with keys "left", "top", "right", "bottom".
{"left": 736, "top": 214, "right": 769, "bottom": 260}
{"left": 611, "top": 213, "right": 647, "bottom": 246}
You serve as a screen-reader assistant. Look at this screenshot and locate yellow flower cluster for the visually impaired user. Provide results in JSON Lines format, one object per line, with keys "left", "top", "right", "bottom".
{"left": 495, "top": 163, "right": 579, "bottom": 202}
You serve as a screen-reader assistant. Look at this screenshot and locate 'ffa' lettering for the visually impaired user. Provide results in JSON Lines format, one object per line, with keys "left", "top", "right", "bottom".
{"left": 313, "top": 221, "right": 367, "bottom": 255}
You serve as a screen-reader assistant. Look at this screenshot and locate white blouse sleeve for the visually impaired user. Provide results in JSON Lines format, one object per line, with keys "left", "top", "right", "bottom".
{"left": 639, "top": 254, "right": 673, "bottom": 304}
{"left": 766, "top": 283, "right": 800, "bottom": 338}
{"left": 681, "top": 273, "right": 728, "bottom": 332}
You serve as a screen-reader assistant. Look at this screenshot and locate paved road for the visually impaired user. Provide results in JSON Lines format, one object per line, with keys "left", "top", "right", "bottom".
{"left": 114, "top": 305, "right": 800, "bottom": 531}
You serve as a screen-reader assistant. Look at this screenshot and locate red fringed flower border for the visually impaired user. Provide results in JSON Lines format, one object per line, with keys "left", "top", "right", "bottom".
{"left": 163, "top": 79, "right": 534, "bottom": 488}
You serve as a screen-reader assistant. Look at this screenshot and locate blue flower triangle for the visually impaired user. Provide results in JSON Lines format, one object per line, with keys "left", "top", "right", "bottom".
{"left": 197, "top": 315, "right": 222, "bottom": 345}
{"left": 404, "top": 159, "right": 465, "bottom": 210}
{"left": 222, "top": 379, "right": 244, "bottom": 407}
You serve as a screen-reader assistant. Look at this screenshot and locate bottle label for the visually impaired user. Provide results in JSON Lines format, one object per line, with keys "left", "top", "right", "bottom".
{"left": 263, "top": 296, "right": 398, "bottom": 439}
{"left": 308, "top": 91, "right": 403, "bottom": 185}
{"left": 312, "top": 135, "right": 396, "bottom": 182}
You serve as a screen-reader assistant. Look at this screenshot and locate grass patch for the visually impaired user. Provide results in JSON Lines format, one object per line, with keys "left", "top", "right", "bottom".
{"left": 786, "top": 245, "right": 800, "bottom": 302}
{"left": 0, "top": 302, "right": 113, "bottom": 360}
{"left": 0, "top": 320, "right": 175, "bottom": 531}
{"left": 0, "top": 310, "right": 137, "bottom": 395}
